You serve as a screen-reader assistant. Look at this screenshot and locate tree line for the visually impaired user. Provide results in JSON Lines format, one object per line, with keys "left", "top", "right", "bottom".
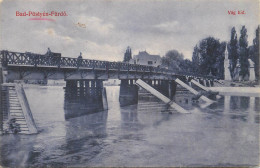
{"left": 226, "top": 26, "right": 259, "bottom": 80}
{"left": 161, "top": 25, "right": 259, "bottom": 81}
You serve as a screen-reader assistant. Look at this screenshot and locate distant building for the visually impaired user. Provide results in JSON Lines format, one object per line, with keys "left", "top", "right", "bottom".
{"left": 129, "top": 51, "right": 162, "bottom": 67}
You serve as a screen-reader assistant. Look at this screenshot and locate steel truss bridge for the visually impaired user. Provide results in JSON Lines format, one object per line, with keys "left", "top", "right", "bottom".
{"left": 0, "top": 50, "right": 216, "bottom": 81}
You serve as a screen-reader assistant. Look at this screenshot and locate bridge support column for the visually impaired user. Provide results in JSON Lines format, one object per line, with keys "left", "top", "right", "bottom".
{"left": 204, "top": 80, "right": 208, "bottom": 87}
{"left": 210, "top": 80, "right": 214, "bottom": 87}
{"left": 168, "top": 81, "right": 173, "bottom": 99}
{"left": 199, "top": 79, "right": 204, "bottom": 85}
{"left": 208, "top": 80, "right": 212, "bottom": 87}
{"left": 143, "top": 79, "right": 176, "bottom": 100}
{"left": 147, "top": 80, "right": 152, "bottom": 85}
{"left": 64, "top": 79, "right": 107, "bottom": 119}
{"left": 207, "top": 80, "right": 210, "bottom": 87}
{"left": 65, "top": 80, "right": 77, "bottom": 99}
{"left": 79, "top": 80, "right": 84, "bottom": 97}
{"left": 203, "top": 80, "right": 207, "bottom": 86}
{"left": 119, "top": 79, "right": 138, "bottom": 106}
{"left": 84, "top": 80, "right": 89, "bottom": 96}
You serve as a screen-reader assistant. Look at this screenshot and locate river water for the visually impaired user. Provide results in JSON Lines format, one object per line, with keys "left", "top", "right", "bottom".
{"left": 0, "top": 85, "right": 259, "bottom": 167}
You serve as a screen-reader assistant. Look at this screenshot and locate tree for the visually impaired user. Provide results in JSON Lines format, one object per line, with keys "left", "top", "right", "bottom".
{"left": 228, "top": 27, "right": 239, "bottom": 78}
{"left": 192, "top": 45, "right": 200, "bottom": 69}
{"left": 214, "top": 42, "right": 226, "bottom": 78}
{"left": 238, "top": 26, "right": 249, "bottom": 79}
{"left": 123, "top": 46, "right": 132, "bottom": 62}
{"left": 252, "top": 26, "right": 259, "bottom": 80}
{"left": 197, "top": 37, "right": 221, "bottom": 76}
{"left": 180, "top": 59, "right": 196, "bottom": 73}
{"left": 161, "top": 50, "right": 184, "bottom": 71}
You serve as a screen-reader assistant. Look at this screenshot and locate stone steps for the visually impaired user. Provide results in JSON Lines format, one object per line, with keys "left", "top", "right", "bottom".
{"left": 6, "top": 85, "right": 30, "bottom": 134}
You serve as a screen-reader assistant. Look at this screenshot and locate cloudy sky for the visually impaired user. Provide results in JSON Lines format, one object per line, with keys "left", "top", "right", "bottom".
{"left": 0, "top": 0, "right": 259, "bottom": 61}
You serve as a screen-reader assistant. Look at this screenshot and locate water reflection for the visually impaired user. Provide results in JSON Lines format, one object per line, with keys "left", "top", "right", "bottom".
{"left": 240, "top": 97, "right": 250, "bottom": 109}
{"left": 222, "top": 95, "right": 259, "bottom": 124}
{"left": 121, "top": 108, "right": 138, "bottom": 124}
{"left": 174, "top": 88, "right": 196, "bottom": 110}
{"left": 120, "top": 106, "right": 140, "bottom": 131}
{"left": 230, "top": 96, "right": 240, "bottom": 109}
{"left": 224, "top": 96, "right": 230, "bottom": 113}
{"left": 1, "top": 135, "right": 36, "bottom": 167}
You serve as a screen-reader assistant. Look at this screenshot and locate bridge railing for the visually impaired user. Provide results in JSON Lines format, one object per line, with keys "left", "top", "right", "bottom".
{"left": 0, "top": 50, "right": 216, "bottom": 79}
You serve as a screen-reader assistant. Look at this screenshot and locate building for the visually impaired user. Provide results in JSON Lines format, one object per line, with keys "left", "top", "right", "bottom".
{"left": 129, "top": 50, "right": 162, "bottom": 67}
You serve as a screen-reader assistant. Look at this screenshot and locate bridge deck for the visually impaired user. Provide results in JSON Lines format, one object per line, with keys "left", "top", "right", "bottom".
{"left": 0, "top": 50, "right": 215, "bottom": 80}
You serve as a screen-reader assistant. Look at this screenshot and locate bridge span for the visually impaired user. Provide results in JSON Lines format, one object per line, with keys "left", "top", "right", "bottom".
{"left": 0, "top": 50, "right": 217, "bottom": 134}
{"left": 0, "top": 50, "right": 215, "bottom": 82}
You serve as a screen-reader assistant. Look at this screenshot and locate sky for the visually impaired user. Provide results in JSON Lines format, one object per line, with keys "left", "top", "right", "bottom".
{"left": 0, "top": 0, "right": 259, "bottom": 61}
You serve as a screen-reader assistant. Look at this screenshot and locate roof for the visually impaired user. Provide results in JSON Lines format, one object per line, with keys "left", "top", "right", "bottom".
{"left": 133, "top": 51, "right": 161, "bottom": 60}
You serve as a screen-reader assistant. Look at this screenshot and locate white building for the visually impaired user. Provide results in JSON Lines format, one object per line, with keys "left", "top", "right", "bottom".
{"left": 129, "top": 51, "right": 162, "bottom": 67}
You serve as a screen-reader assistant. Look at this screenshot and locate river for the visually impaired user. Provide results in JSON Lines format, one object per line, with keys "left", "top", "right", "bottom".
{"left": 0, "top": 85, "right": 259, "bottom": 167}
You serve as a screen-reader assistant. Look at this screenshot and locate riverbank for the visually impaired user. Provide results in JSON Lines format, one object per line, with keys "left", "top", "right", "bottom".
{"left": 214, "top": 80, "right": 259, "bottom": 87}
{"left": 210, "top": 86, "right": 260, "bottom": 97}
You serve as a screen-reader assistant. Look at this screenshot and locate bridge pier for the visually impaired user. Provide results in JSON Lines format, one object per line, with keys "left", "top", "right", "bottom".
{"left": 152, "top": 79, "right": 176, "bottom": 100}
{"left": 64, "top": 79, "right": 107, "bottom": 119}
{"left": 144, "top": 80, "right": 176, "bottom": 98}
{"left": 206, "top": 80, "right": 210, "bottom": 87}
{"left": 119, "top": 79, "right": 138, "bottom": 106}
{"left": 203, "top": 80, "right": 207, "bottom": 86}
{"left": 210, "top": 80, "right": 214, "bottom": 87}
{"left": 119, "top": 79, "right": 177, "bottom": 107}
{"left": 198, "top": 79, "right": 203, "bottom": 85}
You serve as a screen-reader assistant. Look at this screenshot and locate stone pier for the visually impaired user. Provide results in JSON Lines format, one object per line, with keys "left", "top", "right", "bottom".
{"left": 64, "top": 79, "right": 108, "bottom": 119}
{"left": 119, "top": 79, "right": 177, "bottom": 106}
{"left": 119, "top": 79, "right": 138, "bottom": 106}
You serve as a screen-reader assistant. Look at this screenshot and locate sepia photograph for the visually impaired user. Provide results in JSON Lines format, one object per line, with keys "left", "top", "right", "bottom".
{"left": 0, "top": 0, "right": 259, "bottom": 167}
